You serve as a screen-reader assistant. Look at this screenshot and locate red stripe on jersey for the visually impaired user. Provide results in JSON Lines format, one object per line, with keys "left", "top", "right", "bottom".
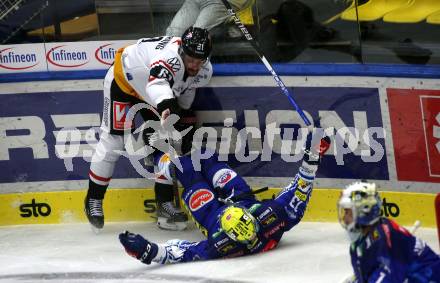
{"left": 156, "top": 174, "right": 167, "bottom": 180}
{"left": 389, "top": 219, "right": 410, "bottom": 236}
{"left": 149, "top": 60, "right": 175, "bottom": 75}
{"left": 172, "top": 39, "right": 182, "bottom": 46}
{"left": 382, "top": 223, "right": 393, "bottom": 248}
{"left": 262, "top": 239, "right": 278, "bottom": 252}
{"left": 89, "top": 170, "right": 111, "bottom": 183}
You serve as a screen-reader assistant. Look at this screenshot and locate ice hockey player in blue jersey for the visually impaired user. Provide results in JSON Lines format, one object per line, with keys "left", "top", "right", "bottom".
{"left": 119, "top": 129, "right": 331, "bottom": 264}
{"left": 338, "top": 182, "right": 440, "bottom": 283}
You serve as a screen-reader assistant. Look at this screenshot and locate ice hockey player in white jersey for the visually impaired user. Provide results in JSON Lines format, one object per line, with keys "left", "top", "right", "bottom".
{"left": 84, "top": 27, "right": 213, "bottom": 232}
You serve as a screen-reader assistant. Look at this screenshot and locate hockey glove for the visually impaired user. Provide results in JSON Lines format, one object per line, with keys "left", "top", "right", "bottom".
{"left": 157, "top": 98, "right": 181, "bottom": 118}
{"left": 119, "top": 231, "right": 158, "bottom": 265}
{"left": 340, "top": 274, "right": 358, "bottom": 283}
{"left": 303, "top": 131, "right": 331, "bottom": 165}
{"left": 157, "top": 98, "right": 182, "bottom": 128}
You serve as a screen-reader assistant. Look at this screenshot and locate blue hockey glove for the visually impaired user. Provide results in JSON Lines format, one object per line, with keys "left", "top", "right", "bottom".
{"left": 119, "top": 231, "right": 158, "bottom": 265}
{"left": 303, "top": 131, "right": 331, "bottom": 165}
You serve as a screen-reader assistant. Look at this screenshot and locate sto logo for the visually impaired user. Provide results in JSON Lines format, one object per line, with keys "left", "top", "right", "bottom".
{"left": 189, "top": 189, "right": 214, "bottom": 211}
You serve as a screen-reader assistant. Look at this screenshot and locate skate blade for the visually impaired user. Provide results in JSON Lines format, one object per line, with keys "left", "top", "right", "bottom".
{"left": 157, "top": 217, "right": 188, "bottom": 231}
{"left": 89, "top": 224, "right": 103, "bottom": 234}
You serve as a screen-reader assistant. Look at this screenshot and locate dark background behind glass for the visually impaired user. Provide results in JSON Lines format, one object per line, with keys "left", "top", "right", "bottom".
{"left": 1, "top": 0, "right": 439, "bottom": 65}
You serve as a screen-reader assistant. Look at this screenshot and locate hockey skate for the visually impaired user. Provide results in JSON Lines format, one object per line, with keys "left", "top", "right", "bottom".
{"left": 156, "top": 201, "right": 188, "bottom": 231}
{"left": 84, "top": 196, "right": 104, "bottom": 233}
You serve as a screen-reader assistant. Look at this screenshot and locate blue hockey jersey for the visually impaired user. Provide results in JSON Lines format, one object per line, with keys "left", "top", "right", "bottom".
{"left": 176, "top": 199, "right": 293, "bottom": 262}
{"left": 151, "top": 148, "right": 322, "bottom": 264}
{"left": 350, "top": 218, "right": 440, "bottom": 283}
{"left": 154, "top": 166, "right": 316, "bottom": 264}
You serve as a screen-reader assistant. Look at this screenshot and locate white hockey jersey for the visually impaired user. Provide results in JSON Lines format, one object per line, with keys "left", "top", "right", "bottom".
{"left": 113, "top": 36, "right": 213, "bottom": 110}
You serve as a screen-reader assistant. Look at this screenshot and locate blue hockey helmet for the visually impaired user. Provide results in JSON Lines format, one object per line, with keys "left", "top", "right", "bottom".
{"left": 338, "top": 182, "right": 382, "bottom": 241}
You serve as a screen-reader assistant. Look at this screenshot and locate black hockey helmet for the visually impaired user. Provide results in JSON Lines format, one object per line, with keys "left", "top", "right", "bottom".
{"left": 181, "top": 27, "right": 212, "bottom": 60}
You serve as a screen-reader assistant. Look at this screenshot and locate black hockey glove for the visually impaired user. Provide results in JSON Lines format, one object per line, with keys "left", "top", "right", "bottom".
{"left": 303, "top": 131, "right": 331, "bottom": 165}
{"left": 157, "top": 98, "right": 181, "bottom": 118}
{"left": 119, "top": 231, "right": 158, "bottom": 265}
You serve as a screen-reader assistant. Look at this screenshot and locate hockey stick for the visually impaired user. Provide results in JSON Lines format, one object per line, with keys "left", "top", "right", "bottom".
{"left": 170, "top": 159, "right": 181, "bottom": 209}
{"left": 220, "top": 0, "right": 311, "bottom": 126}
{"left": 409, "top": 220, "right": 421, "bottom": 234}
{"left": 217, "top": 186, "right": 269, "bottom": 204}
{"left": 167, "top": 132, "right": 181, "bottom": 209}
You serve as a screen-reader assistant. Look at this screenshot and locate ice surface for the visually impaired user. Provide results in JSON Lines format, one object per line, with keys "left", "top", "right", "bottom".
{"left": 0, "top": 222, "right": 438, "bottom": 283}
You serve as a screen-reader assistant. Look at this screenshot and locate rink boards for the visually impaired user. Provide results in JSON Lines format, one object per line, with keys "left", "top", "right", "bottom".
{"left": 0, "top": 188, "right": 436, "bottom": 227}
{"left": 0, "top": 75, "right": 439, "bottom": 227}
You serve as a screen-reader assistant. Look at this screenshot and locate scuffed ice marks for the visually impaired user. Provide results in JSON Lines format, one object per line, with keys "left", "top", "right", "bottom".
{"left": 0, "top": 272, "right": 250, "bottom": 283}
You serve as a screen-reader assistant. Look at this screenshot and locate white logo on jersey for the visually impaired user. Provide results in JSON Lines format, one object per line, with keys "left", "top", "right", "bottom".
{"left": 212, "top": 168, "right": 237, "bottom": 188}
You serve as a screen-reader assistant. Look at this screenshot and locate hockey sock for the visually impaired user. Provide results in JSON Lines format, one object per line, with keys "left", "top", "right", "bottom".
{"left": 155, "top": 183, "right": 174, "bottom": 204}
{"left": 87, "top": 180, "right": 108, "bottom": 200}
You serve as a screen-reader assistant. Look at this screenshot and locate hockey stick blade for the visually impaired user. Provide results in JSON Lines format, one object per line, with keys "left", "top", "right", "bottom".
{"left": 409, "top": 220, "right": 421, "bottom": 234}
{"left": 220, "top": 0, "right": 311, "bottom": 126}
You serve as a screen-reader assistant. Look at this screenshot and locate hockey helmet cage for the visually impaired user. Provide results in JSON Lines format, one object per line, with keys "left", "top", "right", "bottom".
{"left": 338, "top": 182, "right": 382, "bottom": 236}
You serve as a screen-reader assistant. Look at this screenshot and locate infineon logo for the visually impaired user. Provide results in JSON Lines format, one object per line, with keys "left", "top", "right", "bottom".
{"left": 46, "top": 45, "right": 89, "bottom": 68}
{"left": 0, "top": 48, "right": 39, "bottom": 70}
{"left": 95, "top": 43, "right": 116, "bottom": 65}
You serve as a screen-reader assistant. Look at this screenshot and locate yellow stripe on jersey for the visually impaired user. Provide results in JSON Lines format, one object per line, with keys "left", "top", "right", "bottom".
{"left": 114, "top": 47, "right": 142, "bottom": 100}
